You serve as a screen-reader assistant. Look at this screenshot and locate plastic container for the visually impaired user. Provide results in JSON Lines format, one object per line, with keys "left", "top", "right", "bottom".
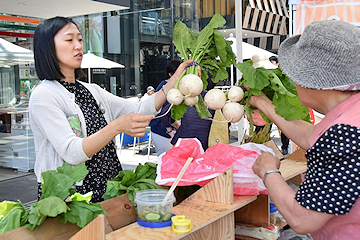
{"left": 134, "top": 189, "right": 175, "bottom": 228}
{"left": 269, "top": 202, "right": 286, "bottom": 225}
{"left": 269, "top": 202, "right": 278, "bottom": 224}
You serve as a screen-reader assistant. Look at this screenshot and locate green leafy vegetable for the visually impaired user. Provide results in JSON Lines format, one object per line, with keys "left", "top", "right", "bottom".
{"left": 0, "top": 200, "right": 28, "bottom": 233}
{"left": 0, "top": 163, "right": 106, "bottom": 233}
{"left": 236, "top": 60, "right": 310, "bottom": 143}
{"left": 171, "top": 13, "right": 236, "bottom": 120}
{"left": 102, "top": 162, "right": 163, "bottom": 205}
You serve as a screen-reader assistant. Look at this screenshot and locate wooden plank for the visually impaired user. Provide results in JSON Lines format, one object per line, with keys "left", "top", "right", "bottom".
{"left": 180, "top": 213, "right": 235, "bottom": 240}
{"left": 265, "top": 13, "right": 274, "bottom": 33}
{"left": 263, "top": 140, "right": 283, "bottom": 160}
{"left": 258, "top": 11, "right": 267, "bottom": 32}
{"left": 243, "top": 6, "right": 252, "bottom": 29}
{"left": 187, "top": 168, "right": 233, "bottom": 204}
{"left": 70, "top": 214, "right": 112, "bottom": 240}
{"left": 263, "top": 0, "right": 271, "bottom": 12}
{"left": 99, "top": 193, "right": 137, "bottom": 231}
{"left": 272, "top": 15, "right": 280, "bottom": 34}
{"left": 0, "top": 217, "right": 81, "bottom": 240}
{"left": 0, "top": 15, "right": 40, "bottom": 24}
{"left": 250, "top": 8, "right": 260, "bottom": 30}
{"left": 235, "top": 194, "right": 269, "bottom": 227}
{"left": 106, "top": 197, "right": 255, "bottom": 240}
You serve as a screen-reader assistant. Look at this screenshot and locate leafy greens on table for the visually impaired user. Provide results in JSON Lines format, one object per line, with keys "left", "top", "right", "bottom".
{"left": 0, "top": 163, "right": 105, "bottom": 233}
{"left": 102, "top": 162, "right": 163, "bottom": 205}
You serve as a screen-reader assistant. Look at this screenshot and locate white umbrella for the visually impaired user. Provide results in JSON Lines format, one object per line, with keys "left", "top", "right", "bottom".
{"left": 0, "top": 38, "right": 34, "bottom": 66}
{"left": 81, "top": 50, "right": 125, "bottom": 83}
{"left": 226, "top": 34, "right": 276, "bottom": 86}
{"left": 226, "top": 34, "right": 276, "bottom": 60}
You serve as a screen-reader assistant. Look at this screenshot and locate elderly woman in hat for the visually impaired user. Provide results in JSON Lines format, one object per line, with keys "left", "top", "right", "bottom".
{"left": 250, "top": 20, "right": 360, "bottom": 238}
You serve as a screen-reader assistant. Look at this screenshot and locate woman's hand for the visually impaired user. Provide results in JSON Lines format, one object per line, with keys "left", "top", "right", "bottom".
{"left": 114, "top": 113, "right": 154, "bottom": 137}
{"left": 252, "top": 152, "right": 280, "bottom": 179}
{"left": 166, "top": 60, "right": 201, "bottom": 88}
{"left": 83, "top": 113, "right": 154, "bottom": 158}
{"left": 243, "top": 83, "right": 272, "bottom": 110}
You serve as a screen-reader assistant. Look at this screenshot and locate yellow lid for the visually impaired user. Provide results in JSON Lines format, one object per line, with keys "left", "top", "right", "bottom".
{"left": 171, "top": 215, "right": 191, "bottom": 233}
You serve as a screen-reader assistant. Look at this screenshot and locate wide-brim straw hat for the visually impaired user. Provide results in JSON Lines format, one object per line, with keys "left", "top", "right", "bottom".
{"left": 251, "top": 53, "right": 278, "bottom": 70}
{"left": 278, "top": 20, "right": 360, "bottom": 90}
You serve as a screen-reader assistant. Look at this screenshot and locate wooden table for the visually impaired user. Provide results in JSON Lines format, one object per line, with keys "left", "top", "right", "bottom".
{"left": 71, "top": 146, "right": 307, "bottom": 240}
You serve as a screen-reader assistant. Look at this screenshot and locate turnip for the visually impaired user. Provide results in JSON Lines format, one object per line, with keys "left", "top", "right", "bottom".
{"left": 178, "top": 74, "right": 203, "bottom": 97}
{"left": 222, "top": 102, "right": 245, "bottom": 123}
{"left": 184, "top": 96, "right": 199, "bottom": 106}
{"left": 228, "top": 86, "right": 244, "bottom": 102}
{"left": 167, "top": 88, "right": 184, "bottom": 106}
{"left": 204, "top": 89, "right": 227, "bottom": 110}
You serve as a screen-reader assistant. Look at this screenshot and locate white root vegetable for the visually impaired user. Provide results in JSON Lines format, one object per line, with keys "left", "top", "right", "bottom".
{"left": 222, "top": 102, "right": 245, "bottom": 123}
{"left": 167, "top": 88, "right": 184, "bottom": 106}
{"left": 178, "top": 74, "right": 203, "bottom": 97}
{"left": 184, "top": 96, "right": 199, "bottom": 106}
{"left": 204, "top": 89, "right": 227, "bottom": 110}
{"left": 228, "top": 86, "right": 244, "bottom": 102}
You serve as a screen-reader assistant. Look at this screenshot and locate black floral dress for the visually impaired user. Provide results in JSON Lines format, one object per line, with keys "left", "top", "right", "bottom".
{"left": 38, "top": 80, "right": 122, "bottom": 203}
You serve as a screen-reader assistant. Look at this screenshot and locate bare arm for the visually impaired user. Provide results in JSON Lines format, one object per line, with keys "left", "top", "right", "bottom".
{"left": 253, "top": 152, "right": 334, "bottom": 234}
{"left": 249, "top": 92, "right": 314, "bottom": 149}
{"left": 82, "top": 113, "right": 154, "bottom": 157}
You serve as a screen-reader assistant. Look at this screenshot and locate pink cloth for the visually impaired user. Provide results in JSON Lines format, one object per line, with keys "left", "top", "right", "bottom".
{"left": 308, "top": 93, "right": 360, "bottom": 239}
{"left": 311, "top": 199, "right": 360, "bottom": 240}
{"left": 250, "top": 109, "right": 267, "bottom": 126}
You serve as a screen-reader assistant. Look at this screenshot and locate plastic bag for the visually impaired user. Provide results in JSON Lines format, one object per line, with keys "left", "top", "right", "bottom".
{"left": 156, "top": 138, "right": 275, "bottom": 195}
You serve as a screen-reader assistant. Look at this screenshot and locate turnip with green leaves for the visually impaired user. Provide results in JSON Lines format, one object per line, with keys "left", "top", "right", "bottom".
{"left": 178, "top": 74, "right": 203, "bottom": 97}
{"left": 167, "top": 88, "right": 184, "bottom": 106}
{"left": 222, "top": 102, "right": 245, "bottom": 123}
{"left": 184, "top": 96, "right": 199, "bottom": 106}
{"left": 204, "top": 88, "right": 227, "bottom": 110}
{"left": 169, "top": 13, "right": 236, "bottom": 120}
{"left": 228, "top": 86, "right": 244, "bottom": 102}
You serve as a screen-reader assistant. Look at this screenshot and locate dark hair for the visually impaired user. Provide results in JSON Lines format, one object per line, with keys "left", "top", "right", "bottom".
{"left": 33, "top": 16, "right": 84, "bottom": 80}
{"left": 165, "top": 59, "right": 181, "bottom": 79}
{"left": 269, "top": 56, "right": 278, "bottom": 64}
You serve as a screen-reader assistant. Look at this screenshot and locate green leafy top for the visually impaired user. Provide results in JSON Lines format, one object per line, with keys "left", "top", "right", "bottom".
{"left": 236, "top": 60, "right": 310, "bottom": 139}
{"left": 0, "top": 163, "right": 106, "bottom": 233}
{"left": 102, "top": 162, "right": 163, "bottom": 206}
{"left": 171, "top": 13, "right": 236, "bottom": 120}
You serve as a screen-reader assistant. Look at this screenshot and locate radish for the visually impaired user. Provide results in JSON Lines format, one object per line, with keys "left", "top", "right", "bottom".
{"left": 204, "top": 89, "right": 227, "bottom": 110}
{"left": 228, "top": 86, "right": 244, "bottom": 102}
{"left": 178, "top": 74, "right": 203, "bottom": 97}
{"left": 222, "top": 102, "right": 245, "bottom": 123}
{"left": 167, "top": 88, "right": 184, "bottom": 106}
{"left": 184, "top": 96, "right": 199, "bottom": 106}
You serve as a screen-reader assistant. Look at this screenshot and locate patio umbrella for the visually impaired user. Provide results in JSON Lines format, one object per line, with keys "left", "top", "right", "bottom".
{"left": 226, "top": 34, "right": 276, "bottom": 86}
{"left": 81, "top": 50, "right": 125, "bottom": 83}
{"left": 226, "top": 34, "right": 276, "bottom": 60}
{"left": 0, "top": 38, "right": 34, "bottom": 66}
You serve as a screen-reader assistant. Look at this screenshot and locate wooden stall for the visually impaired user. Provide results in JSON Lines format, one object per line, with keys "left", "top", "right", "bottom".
{"left": 1, "top": 142, "right": 307, "bottom": 240}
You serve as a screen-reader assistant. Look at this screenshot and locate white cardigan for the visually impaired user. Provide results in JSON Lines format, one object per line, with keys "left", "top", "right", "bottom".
{"left": 29, "top": 80, "right": 158, "bottom": 183}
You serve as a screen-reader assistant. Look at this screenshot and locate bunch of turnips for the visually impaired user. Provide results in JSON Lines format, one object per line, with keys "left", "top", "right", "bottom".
{"left": 167, "top": 75, "right": 246, "bottom": 123}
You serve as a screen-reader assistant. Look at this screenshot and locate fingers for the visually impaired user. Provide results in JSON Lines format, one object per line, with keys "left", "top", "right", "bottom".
{"left": 197, "top": 65, "right": 201, "bottom": 77}
{"left": 119, "top": 113, "right": 154, "bottom": 137}
{"left": 252, "top": 151, "right": 280, "bottom": 178}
